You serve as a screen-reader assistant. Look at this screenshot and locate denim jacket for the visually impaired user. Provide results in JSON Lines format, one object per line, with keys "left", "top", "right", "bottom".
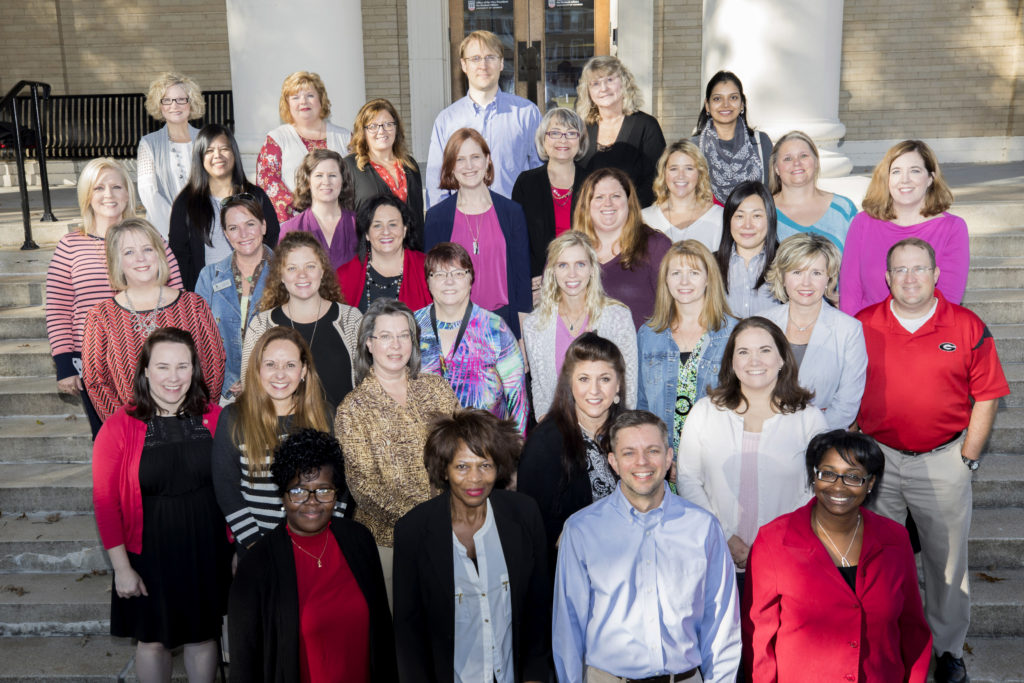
{"left": 195, "top": 251, "right": 269, "bottom": 398}
{"left": 636, "top": 315, "right": 738, "bottom": 442}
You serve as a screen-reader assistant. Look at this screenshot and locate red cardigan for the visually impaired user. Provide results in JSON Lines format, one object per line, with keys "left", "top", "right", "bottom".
{"left": 335, "top": 249, "right": 432, "bottom": 312}
{"left": 92, "top": 404, "right": 222, "bottom": 554}
{"left": 742, "top": 499, "right": 932, "bottom": 683}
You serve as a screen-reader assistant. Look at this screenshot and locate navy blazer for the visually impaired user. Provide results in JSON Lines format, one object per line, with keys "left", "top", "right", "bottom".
{"left": 423, "top": 190, "right": 531, "bottom": 337}
{"left": 511, "top": 163, "right": 586, "bottom": 277}
{"left": 343, "top": 153, "right": 424, "bottom": 248}
{"left": 393, "top": 489, "right": 552, "bottom": 683}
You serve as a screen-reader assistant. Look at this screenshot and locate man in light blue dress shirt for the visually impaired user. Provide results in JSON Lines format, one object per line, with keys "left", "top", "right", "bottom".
{"left": 425, "top": 30, "right": 542, "bottom": 207}
{"left": 552, "top": 410, "right": 741, "bottom": 683}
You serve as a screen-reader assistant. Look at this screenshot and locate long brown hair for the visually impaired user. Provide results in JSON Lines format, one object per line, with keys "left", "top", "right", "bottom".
{"left": 861, "top": 139, "right": 953, "bottom": 221}
{"left": 259, "top": 231, "right": 345, "bottom": 311}
{"left": 233, "top": 327, "right": 330, "bottom": 475}
{"left": 349, "top": 98, "right": 416, "bottom": 171}
{"left": 572, "top": 167, "right": 650, "bottom": 270}
{"left": 707, "top": 316, "right": 813, "bottom": 414}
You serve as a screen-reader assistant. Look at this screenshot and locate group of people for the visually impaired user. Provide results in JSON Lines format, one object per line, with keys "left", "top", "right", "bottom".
{"left": 42, "top": 27, "right": 1009, "bottom": 683}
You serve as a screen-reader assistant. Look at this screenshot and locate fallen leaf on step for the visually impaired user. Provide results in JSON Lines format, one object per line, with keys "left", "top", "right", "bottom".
{"left": 963, "top": 642, "right": 973, "bottom": 655}
{"left": 976, "top": 572, "right": 1005, "bottom": 583}
{"left": 16, "top": 512, "right": 26, "bottom": 519}
{"left": 65, "top": 414, "right": 77, "bottom": 421}
{"left": 44, "top": 512, "right": 61, "bottom": 523}
{"left": 18, "top": 344, "right": 29, "bottom": 348}
{"left": 0, "top": 585, "right": 28, "bottom": 596}
{"left": 36, "top": 420, "right": 44, "bottom": 425}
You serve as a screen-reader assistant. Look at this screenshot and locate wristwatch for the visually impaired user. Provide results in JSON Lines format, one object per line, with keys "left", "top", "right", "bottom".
{"left": 962, "top": 455, "right": 980, "bottom": 471}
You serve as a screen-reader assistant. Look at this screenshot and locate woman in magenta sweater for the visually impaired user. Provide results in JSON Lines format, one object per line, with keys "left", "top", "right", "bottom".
{"left": 838, "top": 140, "right": 968, "bottom": 315}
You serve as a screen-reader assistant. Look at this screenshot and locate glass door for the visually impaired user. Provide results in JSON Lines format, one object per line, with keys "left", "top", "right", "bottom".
{"left": 449, "top": 0, "right": 611, "bottom": 112}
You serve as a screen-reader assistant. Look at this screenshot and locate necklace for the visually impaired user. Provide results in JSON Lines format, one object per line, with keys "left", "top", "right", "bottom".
{"left": 464, "top": 211, "right": 483, "bottom": 254}
{"left": 124, "top": 288, "right": 164, "bottom": 337}
{"left": 559, "top": 306, "right": 586, "bottom": 334}
{"left": 437, "top": 319, "right": 463, "bottom": 331}
{"left": 789, "top": 313, "right": 817, "bottom": 333}
{"left": 290, "top": 532, "right": 330, "bottom": 568}
{"left": 364, "top": 261, "right": 403, "bottom": 306}
{"left": 287, "top": 298, "right": 323, "bottom": 348}
{"left": 816, "top": 512, "right": 861, "bottom": 568}
{"left": 551, "top": 186, "right": 572, "bottom": 208}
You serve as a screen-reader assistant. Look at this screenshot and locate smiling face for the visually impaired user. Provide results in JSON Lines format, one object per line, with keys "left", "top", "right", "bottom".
{"left": 366, "top": 109, "right": 397, "bottom": 155}
{"left": 814, "top": 448, "right": 873, "bottom": 519}
{"left": 571, "top": 359, "right": 620, "bottom": 429}
{"left": 589, "top": 176, "right": 629, "bottom": 235}
{"left": 446, "top": 443, "right": 497, "bottom": 512}
{"left": 783, "top": 253, "right": 828, "bottom": 308}
{"left": 730, "top": 193, "right": 768, "bottom": 258}
{"left": 608, "top": 423, "right": 672, "bottom": 511}
{"left": 281, "top": 246, "right": 324, "bottom": 302}
{"left": 309, "top": 158, "right": 342, "bottom": 205}
{"left": 665, "top": 151, "right": 700, "bottom": 200}
{"left": 454, "top": 137, "right": 489, "bottom": 191}
{"left": 160, "top": 83, "right": 191, "bottom": 125}
{"left": 706, "top": 80, "right": 743, "bottom": 127}
{"left": 117, "top": 229, "right": 161, "bottom": 289}
{"left": 587, "top": 71, "right": 624, "bottom": 111}
{"left": 665, "top": 255, "right": 708, "bottom": 307}
{"left": 543, "top": 121, "right": 581, "bottom": 162}
{"left": 283, "top": 465, "right": 336, "bottom": 536}
{"left": 553, "top": 244, "right": 592, "bottom": 301}
{"left": 202, "top": 135, "right": 234, "bottom": 182}
{"left": 288, "top": 87, "right": 322, "bottom": 124}
{"left": 887, "top": 150, "right": 934, "bottom": 214}
{"left": 775, "top": 138, "right": 817, "bottom": 189}
{"left": 460, "top": 38, "right": 503, "bottom": 93}
{"left": 367, "top": 204, "right": 407, "bottom": 258}
{"left": 427, "top": 260, "right": 473, "bottom": 309}
{"left": 90, "top": 168, "right": 130, "bottom": 225}
{"left": 223, "top": 206, "right": 267, "bottom": 258}
{"left": 885, "top": 244, "right": 939, "bottom": 315}
{"left": 258, "top": 338, "right": 307, "bottom": 414}
{"left": 367, "top": 313, "right": 413, "bottom": 376}
{"left": 145, "top": 341, "right": 192, "bottom": 414}
{"left": 732, "top": 326, "right": 784, "bottom": 395}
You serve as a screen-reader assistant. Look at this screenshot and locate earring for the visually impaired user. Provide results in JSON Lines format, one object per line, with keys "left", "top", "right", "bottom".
{"left": 613, "top": 396, "right": 621, "bottom": 404}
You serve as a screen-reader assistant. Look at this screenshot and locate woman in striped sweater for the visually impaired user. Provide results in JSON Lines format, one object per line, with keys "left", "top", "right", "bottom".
{"left": 45, "top": 158, "right": 182, "bottom": 437}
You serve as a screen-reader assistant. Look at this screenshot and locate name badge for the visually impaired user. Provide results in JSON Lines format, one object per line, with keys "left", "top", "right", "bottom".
{"left": 213, "top": 279, "right": 232, "bottom": 292}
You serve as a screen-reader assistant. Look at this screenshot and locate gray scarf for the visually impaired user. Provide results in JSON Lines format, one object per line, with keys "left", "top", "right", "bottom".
{"left": 698, "top": 117, "right": 763, "bottom": 203}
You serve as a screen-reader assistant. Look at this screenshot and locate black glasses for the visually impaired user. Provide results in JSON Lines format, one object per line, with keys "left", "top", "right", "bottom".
{"left": 220, "top": 192, "right": 255, "bottom": 208}
{"left": 545, "top": 130, "right": 581, "bottom": 140}
{"left": 285, "top": 487, "right": 338, "bottom": 504}
{"left": 160, "top": 97, "right": 190, "bottom": 106}
{"left": 365, "top": 121, "right": 397, "bottom": 133}
{"left": 814, "top": 468, "right": 869, "bottom": 487}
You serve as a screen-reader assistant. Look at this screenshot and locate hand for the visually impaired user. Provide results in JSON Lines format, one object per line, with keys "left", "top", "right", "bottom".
{"left": 56, "top": 375, "right": 83, "bottom": 395}
{"left": 228, "top": 381, "right": 242, "bottom": 397}
{"left": 114, "top": 567, "right": 149, "bottom": 599}
{"left": 728, "top": 534, "right": 750, "bottom": 570}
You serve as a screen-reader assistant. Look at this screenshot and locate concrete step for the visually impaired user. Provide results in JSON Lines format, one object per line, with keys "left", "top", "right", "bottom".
{"left": 989, "top": 410, "right": 1024, "bottom": 453}
{"left": 991, "top": 325, "right": 1024, "bottom": 363}
{"left": 0, "top": 414, "right": 92, "bottom": 464}
{"left": 970, "top": 568, "right": 1024, "bottom": 638}
{"left": 0, "top": 246, "right": 54, "bottom": 276}
{"left": 959, "top": 636, "right": 1024, "bottom": 683}
{"left": 970, "top": 229, "right": 1024, "bottom": 257}
{"left": 969, "top": 257, "right": 1024, "bottom": 290}
{"left": 0, "top": 513, "right": 107, "bottom": 573}
{"left": 0, "top": 571, "right": 110, "bottom": 636}
{"left": 0, "top": 634, "right": 193, "bottom": 681}
{"left": 0, "top": 275, "right": 45, "bottom": 307}
{"left": 970, "top": 507, "right": 1024, "bottom": 569}
{"left": 0, "top": 218, "right": 79, "bottom": 248}
{"left": 963, "top": 289, "right": 1024, "bottom": 325}
{"left": 0, "top": 463, "right": 94, "bottom": 514}
{"left": 0, "top": 310, "right": 47, "bottom": 341}
{"left": 973, "top": 454, "right": 1024, "bottom": 507}
{"left": 1002, "top": 363, "right": 1024, "bottom": 408}
{"left": 0, "top": 338, "right": 52, "bottom": 374}
{"left": 0, "top": 377, "right": 85, "bottom": 418}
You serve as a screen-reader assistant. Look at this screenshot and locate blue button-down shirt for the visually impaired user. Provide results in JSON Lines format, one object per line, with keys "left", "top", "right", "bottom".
{"left": 726, "top": 247, "right": 780, "bottom": 318}
{"left": 426, "top": 91, "right": 542, "bottom": 207}
{"left": 552, "top": 483, "right": 741, "bottom": 683}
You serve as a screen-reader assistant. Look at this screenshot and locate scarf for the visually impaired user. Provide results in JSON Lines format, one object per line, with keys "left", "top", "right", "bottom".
{"left": 698, "top": 117, "right": 763, "bottom": 203}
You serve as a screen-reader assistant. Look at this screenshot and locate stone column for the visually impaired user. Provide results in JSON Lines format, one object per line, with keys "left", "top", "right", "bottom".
{"left": 701, "top": 0, "right": 851, "bottom": 176}
{"left": 225, "top": 0, "right": 366, "bottom": 174}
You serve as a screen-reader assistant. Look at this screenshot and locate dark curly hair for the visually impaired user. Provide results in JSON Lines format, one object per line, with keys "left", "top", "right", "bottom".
{"left": 354, "top": 193, "right": 419, "bottom": 260}
{"left": 269, "top": 428, "right": 346, "bottom": 495}
{"left": 423, "top": 409, "right": 521, "bottom": 490}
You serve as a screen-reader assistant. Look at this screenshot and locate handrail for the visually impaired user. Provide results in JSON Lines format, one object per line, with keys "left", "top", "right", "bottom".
{"left": 1, "top": 80, "right": 56, "bottom": 250}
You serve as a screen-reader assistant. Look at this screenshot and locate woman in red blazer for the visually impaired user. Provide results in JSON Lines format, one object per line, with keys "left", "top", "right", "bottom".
{"left": 335, "top": 194, "right": 431, "bottom": 313}
{"left": 742, "top": 430, "right": 932, "bottom": 682}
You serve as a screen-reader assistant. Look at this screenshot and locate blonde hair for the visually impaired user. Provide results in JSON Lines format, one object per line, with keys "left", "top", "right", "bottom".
{"left": 646, "top": 240, "right": 731, "bottom": 333}
{"left": 575, "top": 56, "right": 643, "bottom": 125}
{"left": 572, "top": 168, "right": 649, "bottom": 270}
{"left": 652, "top": 140, "right": 714, "bottom": 207}
{"left": 459, "top": 30, "right": 504, "bottom": 59}
{"left": 279, "top": 71, "right": 331, "bottom": 124}
{"left": 768, "top": 131, "right": 820, "bottom": 194}
{"left": 104, "top": 218, "right": 170, "bottom": 291}
{"left": 77, "top": 158, "right": 136, "bottom": 235}
{"left": 535, "top": 232, "right": 624, "bottom": 327}
{"left": 348, "top": 98, "right": 415, "bottom": 171}
{"left": 144, "top": 72, "right": 205, "bottom": 121}
{"left": 766, "top": 233, "right": 841, "bottom": 305}
{"left": 862, "top": 140, "right": 953, "bottom": 221}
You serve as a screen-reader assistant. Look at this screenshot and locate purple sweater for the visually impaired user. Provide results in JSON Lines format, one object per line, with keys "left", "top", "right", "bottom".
{"left": 838, "top": 211, "right": 969, "bottom": 316}
{"left": 279, "top": 207, "right": 357, "bottom": 271}
{"left": 600, "top": 225, "right": 672, "bottom": 329}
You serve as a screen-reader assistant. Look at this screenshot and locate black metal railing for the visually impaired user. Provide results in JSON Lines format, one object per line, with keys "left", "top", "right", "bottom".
{"left": 0, "top": 80, "right": 56, "bottom": 249}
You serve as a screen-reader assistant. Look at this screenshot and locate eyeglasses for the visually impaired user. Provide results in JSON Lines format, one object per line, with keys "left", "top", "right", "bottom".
{"left": 463, "top": 55, "right": 501, "bottom": 65}
{"left": 371, "top": 332, "right": 413, "bottom": 345}
{"left": 545, "top": 130, "right": 581, "bottom": 140}
{"left": 588, "top": 75, "right": 620, "bottom": 89}
{"left": 365, "top": 121, "right": 397, "bottom": 133}
{"left": 814, "top": 468, "right": 869, "bottom": 487}
{"left": 160, "top": 97, "right": 190, "bottom": 106}
{"left": 888, "top": 266, "right": 935, "bottom": 277}
{"left": 285, "top": 487, "right": 337, "bottom": 504}
{"left": 429, "top": 269, "right": 470, "bottom": 282}
{"left": 220, "top": 192, "right": 255, "bottom": 208}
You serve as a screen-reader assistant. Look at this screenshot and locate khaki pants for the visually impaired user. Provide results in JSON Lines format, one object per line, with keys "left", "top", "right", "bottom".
{"left": 585, "top": 666, "right": 703, "bottom": 683}
{"left": 869, "top": 436, "right": 970, "bottom": 657}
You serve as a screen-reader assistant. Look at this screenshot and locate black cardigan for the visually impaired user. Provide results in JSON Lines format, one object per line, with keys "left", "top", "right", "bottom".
{"left": 516, "top": 417, "right": 598, "bottom": 579}
{"left": 511, "top": 162, "right": 586, "bottom": 277}
{"left": 579, "top": 110, "right": 666, "bottom": 207}
{"left": 343, "top": 153, "right": 425, "bottom": 248}
{"left": 227, "top": 521, "right": 398, "bottom": 683}
{"left": 168, "top": 184, "right": 280, "bottom": 291}
{"left": 392, "top": 489, "right": 551, "bottom": 683}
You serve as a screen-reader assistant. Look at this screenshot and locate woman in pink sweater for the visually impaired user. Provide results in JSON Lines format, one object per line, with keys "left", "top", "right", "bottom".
{"left": 838, "top": 140, "right": 968, "bottom": 316}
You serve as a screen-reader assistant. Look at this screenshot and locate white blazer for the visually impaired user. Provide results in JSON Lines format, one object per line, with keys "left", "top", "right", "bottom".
{"left": 763, "top": 302, "right": 867, "bottom": 430}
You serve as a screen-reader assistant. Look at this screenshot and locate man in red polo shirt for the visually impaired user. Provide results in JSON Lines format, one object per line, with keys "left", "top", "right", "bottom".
{"left": 856, "top": 237, "right": 1008, "bottom": 683}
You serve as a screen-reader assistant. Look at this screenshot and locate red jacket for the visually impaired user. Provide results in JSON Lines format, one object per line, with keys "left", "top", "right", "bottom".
{"left": 742, "top": 500, "right": 932, "bottom": 682}
{"left": 335, "top": 249, "right": 432, "bottom": 312}
{"left": 92, "top": 404, "right": 222, "bottom": 554}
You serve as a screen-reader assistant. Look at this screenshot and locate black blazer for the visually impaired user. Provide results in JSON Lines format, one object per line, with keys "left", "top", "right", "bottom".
{"left": 516, "top": 417, "right": 597, "bottom": 579}
{"left": 579, "top": 110, "right": 666, "bottom": 207}
{"left": 168, "top": 183, "right": 280, "bottom": 291}
{"left": 227, "top": 521, "right": 398, "bottom": 683}
{"left": 511, "top": 163, "right": 586, "bottom": 277}
{"left": 393, "top": 489, "right": 551, "bottom": 683}
{"left": 343, "top": 153, "right": 425, "bottom": 248}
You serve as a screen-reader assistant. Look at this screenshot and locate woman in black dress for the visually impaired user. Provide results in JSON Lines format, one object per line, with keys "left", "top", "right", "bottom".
{"left": 91, "top": 326, "right": 231, "bottom": 682}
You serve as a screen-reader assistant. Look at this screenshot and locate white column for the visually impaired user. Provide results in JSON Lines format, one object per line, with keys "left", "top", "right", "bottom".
{"left": 702, "top": 0, "right": 851, "bottom": 177}
{"left": 406, "top": 0, "right": 451, "bottom": 163}
{"left": 225, "top": 0, "right": 366, "bottom": 175}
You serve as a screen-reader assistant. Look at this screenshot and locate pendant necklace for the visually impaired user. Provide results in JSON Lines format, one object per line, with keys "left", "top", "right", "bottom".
{"left": 816, "top": 512, "right": 861, "bottom": 568}
{"left": 789, "top": 313, "right": 817, "bottom": 333}
{"left": 124, "top": 288, "right": 164, "bottom": 337}
{"left": 464, "top": 210, "right": 483, "bottom": 255}
{"left": 287, "top": 298, "right": 323, "bottom": 348}
{"left": 290, "top": 532, "right": 330, "bottom": 568}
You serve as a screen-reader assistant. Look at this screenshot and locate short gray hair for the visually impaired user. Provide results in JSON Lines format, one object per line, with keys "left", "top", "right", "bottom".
{"left": 535, "top": 107, "right": 588, "bottom": 161}
{"left": 354, "top": 299, "right": 421, "bottom": 384}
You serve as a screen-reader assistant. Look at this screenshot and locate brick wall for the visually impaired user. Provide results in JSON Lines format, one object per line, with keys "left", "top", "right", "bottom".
{"left": 0, "top": 0, "right": 231, "bottom": 96}
{"left": 651, "top": 0, "right": 705, "bottom": 144}
{"left": 358, "top": 0, "right": 412, "bottom": 140}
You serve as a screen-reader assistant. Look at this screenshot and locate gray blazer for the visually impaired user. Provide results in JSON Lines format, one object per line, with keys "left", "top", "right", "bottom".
{"left": 764, "top": 302, "right": 867, "bottom": 429}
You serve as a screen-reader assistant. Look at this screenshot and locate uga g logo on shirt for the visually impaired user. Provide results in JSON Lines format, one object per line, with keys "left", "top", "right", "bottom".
{"left": 939, "top": 342, "right": 957, "bottom": 352}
